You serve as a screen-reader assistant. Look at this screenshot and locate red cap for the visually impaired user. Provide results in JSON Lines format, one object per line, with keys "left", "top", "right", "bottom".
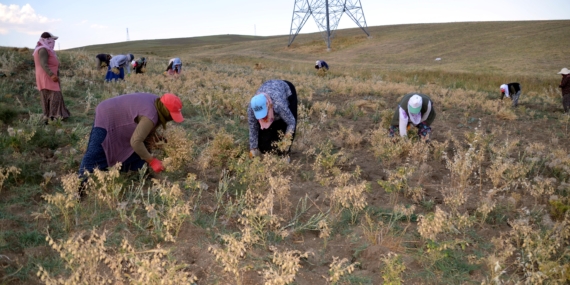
{"left": 160, "top": 93, "right": 184, "bottom": 123}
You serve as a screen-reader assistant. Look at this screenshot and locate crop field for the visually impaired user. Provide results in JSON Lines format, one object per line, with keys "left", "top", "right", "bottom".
{"left": 0, "top": 20, "right": 569, "bottom": 284}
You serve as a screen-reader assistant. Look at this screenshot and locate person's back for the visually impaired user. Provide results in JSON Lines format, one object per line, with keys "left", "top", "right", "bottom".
{"left": 94, "top": 93, "right": 159, "bottom": 165}
{"left": 134, "top": 57, "right": 147, "bottom": 74}
{"left": 500, "top": 82, "right": 522, "bottom": 107}
{"left": 315, "top": 60, "right": 329, "bottom": 70}
{"left": 166, "top": 58, "right": 182, "bottom": 74}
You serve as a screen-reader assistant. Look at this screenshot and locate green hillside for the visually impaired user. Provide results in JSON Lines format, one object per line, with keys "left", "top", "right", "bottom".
{"left": 73, "top": 20, "right": 569, "bottom": 77}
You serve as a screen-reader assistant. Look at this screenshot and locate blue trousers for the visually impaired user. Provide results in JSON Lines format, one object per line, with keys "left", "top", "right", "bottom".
{"left": 104, "top": 66, "right": 125, "bottom": 82}
{"left": 79, "top": 126, "right": 146, "bottom": 177}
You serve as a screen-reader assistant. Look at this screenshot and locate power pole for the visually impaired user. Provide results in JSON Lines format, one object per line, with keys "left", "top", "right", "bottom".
{"left": 287, "top": 0, "right": 370, "bottom": 50}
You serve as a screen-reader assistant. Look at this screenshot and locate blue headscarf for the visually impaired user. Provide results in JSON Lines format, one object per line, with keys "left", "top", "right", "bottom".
{"left": 172, "top": 58, "right": 182, "bottom": 73}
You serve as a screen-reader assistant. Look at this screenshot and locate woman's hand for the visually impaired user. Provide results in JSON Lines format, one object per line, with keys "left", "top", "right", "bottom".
{"left": 148, "top": 157, "right": 165, "bottom": 173}
{"left": 249, "top": 149, "right": 260, "bottom": 158}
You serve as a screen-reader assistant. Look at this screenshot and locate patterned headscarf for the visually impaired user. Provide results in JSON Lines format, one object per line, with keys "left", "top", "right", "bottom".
{"left": 32, "top": 37, "right": 56, "bottom": 57}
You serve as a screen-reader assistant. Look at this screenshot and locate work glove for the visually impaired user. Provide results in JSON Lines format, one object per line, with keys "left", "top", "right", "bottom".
{"left": 50, "top": 74, "right": 59, "bottom": 82}
{"left": 148, "top": 157, "right": 165, "bottom": 173}
{"left": 249, "top": 149, "right": 260, "bottom": 158}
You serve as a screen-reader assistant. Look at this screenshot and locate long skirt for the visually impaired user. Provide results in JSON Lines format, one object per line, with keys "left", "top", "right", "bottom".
{"left": 258, "top": 80, "right": 298, "bottom": 155}
{"left": 39, "top": 89, "right": 70, "bottom": 121}
{"left": 78, "top": 126, "right": 146, "bottom": 177}
{"left": 105, "top": 66, "right": 125, "bottom": 82}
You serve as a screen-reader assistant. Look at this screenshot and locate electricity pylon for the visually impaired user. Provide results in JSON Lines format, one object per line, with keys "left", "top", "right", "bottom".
{"left": 287, "top": 0, "right": 370, "bottom": 50}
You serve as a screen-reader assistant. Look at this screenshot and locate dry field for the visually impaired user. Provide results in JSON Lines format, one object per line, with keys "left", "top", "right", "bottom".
{"left": 1, "top": 20, "right": 569, "bottom": 284}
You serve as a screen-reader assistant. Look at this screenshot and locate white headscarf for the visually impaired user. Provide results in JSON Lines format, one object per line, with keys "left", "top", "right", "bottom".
{"left": 500, "top": 84, "right": 509, "bottom": 98}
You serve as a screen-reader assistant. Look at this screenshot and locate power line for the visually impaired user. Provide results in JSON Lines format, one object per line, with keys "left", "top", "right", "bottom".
{"left": 288, "top": 0, "right": 370, "bottom": 50}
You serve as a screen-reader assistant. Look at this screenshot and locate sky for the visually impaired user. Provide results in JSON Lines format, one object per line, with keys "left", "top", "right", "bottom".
{"left": 0, "top": 0, "right": 569, "bottom": 49}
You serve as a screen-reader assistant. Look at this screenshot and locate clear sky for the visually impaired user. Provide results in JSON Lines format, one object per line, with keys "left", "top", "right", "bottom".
{"left": 1, "top": 0, "right": 569, "bottom": 49}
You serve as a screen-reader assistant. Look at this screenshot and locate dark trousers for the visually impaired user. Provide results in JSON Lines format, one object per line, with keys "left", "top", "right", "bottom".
{"left": 258, "top": 80, "right": 298, "bottom": 155}
{"left": 563, "top": 93, "right": 570, "bottom": 113}
{"left": 135, "top": 63, "right": 146, "bottom": 74}
{"left": 79, "top": 126, "right": 146, "bottom": 177}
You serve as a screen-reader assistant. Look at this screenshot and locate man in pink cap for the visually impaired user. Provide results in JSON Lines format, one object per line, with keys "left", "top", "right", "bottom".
{"left": 389, "top": 93, "right": 436, "bottom": 142}
{"left": 248, "top": 80, "right": 298, "bottom": 157}
{"left": 79, "top": 93, "right": 184, "bottom": 188}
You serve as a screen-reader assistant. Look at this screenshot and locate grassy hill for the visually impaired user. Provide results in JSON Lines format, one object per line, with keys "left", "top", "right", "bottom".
{"left": 74, "top": 20, "right": 569, "bottom": 77}
{"left": 1, "top": 20, "right": 570, "bottom": 284}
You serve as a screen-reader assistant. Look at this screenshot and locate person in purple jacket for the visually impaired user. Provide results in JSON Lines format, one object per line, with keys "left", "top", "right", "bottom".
{"left": 78, "top": 93, "right": 184, "bottom": 181}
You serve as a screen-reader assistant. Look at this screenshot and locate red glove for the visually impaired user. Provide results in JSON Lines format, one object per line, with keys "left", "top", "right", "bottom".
{"left": 148, "top": 157, "right": 164, "bottom": 173}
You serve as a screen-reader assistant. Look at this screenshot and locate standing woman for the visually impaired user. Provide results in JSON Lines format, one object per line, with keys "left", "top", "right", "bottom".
{"left": 32, "top": 32, "right": 70, "bottom": 122}
{"left": 248, "top": 80, "right": 298, "bottom": 157}
{"left": 558, "top": 68, "right": 570, "bottom": 113}
{"left": 105, "top": 53, "right": 134, "bottom": 82}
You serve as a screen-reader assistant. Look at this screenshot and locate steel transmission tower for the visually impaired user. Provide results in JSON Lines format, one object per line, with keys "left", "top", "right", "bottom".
{"left": 287, "top": 0, "right": 370, "bottom": 50}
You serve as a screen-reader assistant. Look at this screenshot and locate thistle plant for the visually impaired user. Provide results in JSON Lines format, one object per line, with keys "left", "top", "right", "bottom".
{"left": 84, "top": 162, "right": 123, "bottom": 209}
{"left": 161, "top": 125, "right": 194, "bottom": 172}
{"left": 333, "top": 124, "right": 363, "bottom": 149}
{"left": 197, "top": 129, "right": 241, "bottom": 170}
{"left": 208, "top": 234, "right": 248, "bottom": 285}
{"left": 327, "top": 256, "right": 359, "bottom": 284}
{"left": 43, "top": 173, "right": 81, "bottom": 232}
{"left": 238, "top": 189, "right": 286, "bottom": 246}
{"left": 417, "top": 206, "right": 449, "bottom": 241}
{"left": 317, "top": 219, "right": 331, "bottom": 249}
{"left": 380, "top": 252, "right": 406, "bottom": 285}
{"left": 329, "top": 172, "right": 367, "bottom": 224}
{"left": 360, "top": 212, "right": 384, "bottom": 245}
{"left": 378, "top": 165, "right": 416, "bottom": 206}
{"left": 262, "top": 246, "right": 311, "bottom": 285}
{"left": 0, "top": 165, "right": 20, "bottom": 192}
{"left": 39, "top": 229, "right": 197, "bottom": 284}
{"left": 269, "top": 174, "right": 292, "bottom": 215}
{"left": 144, "top": 179, "right": 192, "bottom": 242}
{"left": 306, "top": 140, "right": 350, "bottom": 186}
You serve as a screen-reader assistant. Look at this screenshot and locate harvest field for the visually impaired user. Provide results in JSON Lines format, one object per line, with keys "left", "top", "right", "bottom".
{"left": 1, "top": 20, "right": 569, "bottom": 284}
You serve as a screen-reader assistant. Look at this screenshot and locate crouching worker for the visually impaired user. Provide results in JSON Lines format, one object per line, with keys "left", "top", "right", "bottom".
{"left": 78, "top": 93, "right": 184, "bottom": 188}
{"left": 166, "top": 58, "right": 182, "bottom": 75}
{"left": 248, "top": 80, "right": 298, "bottom": 157}
{"left": 315, "top": 60, "right": 329, "bottom": 70}
{"left": 132, "top": 57, "right": 147, "bottom": 74}
{"left": 105, "top": 54, "right": 134, "bottom": 82}
{"left": 389, "top": 93, "right": 436, "bottom": 142}
{"left": 95, "top": 53, "right": 112, "bottom": 70}
{"left": 500, "top": 82, "right": 522, "bottom": 107}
